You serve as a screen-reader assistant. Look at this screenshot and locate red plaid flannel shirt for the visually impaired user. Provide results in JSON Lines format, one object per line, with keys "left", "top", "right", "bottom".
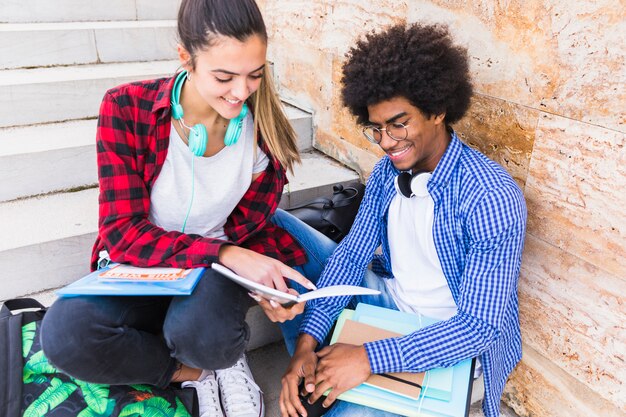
{"left": 90, "top": 76, "right": 306, "bottom": 271}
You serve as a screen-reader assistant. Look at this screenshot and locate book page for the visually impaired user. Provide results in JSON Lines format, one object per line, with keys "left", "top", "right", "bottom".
{"left": 212, "top": 264, "right": 380, "bottom": 305}
{"left": 336, "top": 319, "right": 424, "bottom": 399}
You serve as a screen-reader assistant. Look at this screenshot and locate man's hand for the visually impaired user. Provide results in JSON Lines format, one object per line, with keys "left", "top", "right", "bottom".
{"left": 218, "top": 245, "right": 316, "bottom": 292}
{"left": 251, "top": 290, "right": 305, "bottom": 323}
{"left": 309, "top": 343, "right": 372, "bottom": 408}
{"left": 280, "top": 335, "right": 318, "bottom": 417}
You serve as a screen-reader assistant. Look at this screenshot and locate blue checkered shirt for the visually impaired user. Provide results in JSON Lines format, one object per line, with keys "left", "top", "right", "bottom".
{"left": 300, "top": 132, "right": 526, "bottom": 417}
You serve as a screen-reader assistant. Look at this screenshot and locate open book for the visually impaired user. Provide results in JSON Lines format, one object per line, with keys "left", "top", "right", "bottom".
{"left": 211, "top": 263, "right": 380, "bottom": 306}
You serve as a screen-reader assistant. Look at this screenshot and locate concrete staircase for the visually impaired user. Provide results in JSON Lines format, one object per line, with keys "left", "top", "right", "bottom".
{"left": 0, "top": 0, "right": 359, "bottom": 356}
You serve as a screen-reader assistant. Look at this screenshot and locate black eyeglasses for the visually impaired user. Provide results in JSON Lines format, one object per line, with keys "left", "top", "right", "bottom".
{"left": 362, "top": 122, "right": 410, "bottom": 144}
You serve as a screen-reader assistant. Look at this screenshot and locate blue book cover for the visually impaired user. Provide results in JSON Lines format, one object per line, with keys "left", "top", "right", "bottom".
{"left": 57, "top": 264, "right": 205, "bottom": 297}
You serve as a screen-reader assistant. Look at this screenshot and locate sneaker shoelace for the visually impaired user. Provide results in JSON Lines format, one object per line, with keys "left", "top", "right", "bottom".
{"left": 217, "top": 362, "right": 262, "bottom": 417}
{"left": 182, "top": 375, "right": 222, "bottom": 417}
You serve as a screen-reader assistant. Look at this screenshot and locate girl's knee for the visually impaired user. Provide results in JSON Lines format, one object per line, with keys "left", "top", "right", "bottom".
{"left": 41, "top": 300, "right": 92, "bottom": 373}
{"left": 163, "top": 318, "right": 249, "bottom": 370}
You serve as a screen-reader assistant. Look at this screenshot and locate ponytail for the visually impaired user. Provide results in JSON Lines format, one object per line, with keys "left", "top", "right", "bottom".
{"left": 250, "top": 64, "right": 301, "bottom": 173}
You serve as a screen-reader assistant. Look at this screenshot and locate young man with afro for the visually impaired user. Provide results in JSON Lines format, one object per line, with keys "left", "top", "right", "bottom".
{"left": 278, "top": 23, "right": 527, "bottom": 417}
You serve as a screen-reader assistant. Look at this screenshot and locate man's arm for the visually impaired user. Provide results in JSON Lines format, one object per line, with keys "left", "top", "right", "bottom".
{"left": 297, "top": 164, "right": 386, "bottom": 342}
{"left": 365, "top": 183, "right": 527, "bottom": 374}
{"left": 280, "top": 163, "right": 387, "bottom": 417}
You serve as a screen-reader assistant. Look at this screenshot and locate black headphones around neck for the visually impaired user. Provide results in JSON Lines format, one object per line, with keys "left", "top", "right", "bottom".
{"left": 394, "top": 172, "right": 432, "bottom": 198}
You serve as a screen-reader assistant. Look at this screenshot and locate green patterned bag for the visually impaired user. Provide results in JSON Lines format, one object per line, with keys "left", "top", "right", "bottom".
{"left": 1, "top": 298, "right": 198, "bottom": 417}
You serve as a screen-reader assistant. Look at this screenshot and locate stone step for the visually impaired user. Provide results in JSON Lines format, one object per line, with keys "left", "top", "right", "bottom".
{"left": 0, "top": 102, "right": 312, "bottom": 203}
{"left": 0, "top": 188, "right": 99, "bottom": 301}
{"left": 0, "top": 60, "right": 179, "bottom": 128}
{"left": 0, "top": 151, "right": 359, "bottom": 301}
{"left": 0, "top": 119, "right": 97, "bottom": 202}
{"left": 0, "top": 21, "right": 177, "bottom": 70}
{"left": 0, "top": 0, "right": 180, "bottom": 23}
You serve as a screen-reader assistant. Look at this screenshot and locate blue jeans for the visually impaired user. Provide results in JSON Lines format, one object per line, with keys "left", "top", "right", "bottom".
{"left": 41, "top": 267, "right": 253, "bottom": 387}
{"left": 272, "top": 210, "right": 402, "bottom": 417}
{"left": 271, "top": 209, "right": 337, "bottom": 355}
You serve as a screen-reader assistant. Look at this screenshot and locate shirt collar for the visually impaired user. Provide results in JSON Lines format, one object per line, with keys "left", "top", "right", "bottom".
{"left": 425, "top": 131, "right": 462, "bottom": 202}
{"left": 152, "top": 74, "right": 178, "bottom": 114}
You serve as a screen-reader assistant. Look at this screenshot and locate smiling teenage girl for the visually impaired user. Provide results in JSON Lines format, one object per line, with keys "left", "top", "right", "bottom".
{"left": 40, "top": 1, "right": 318, "bottom": 417}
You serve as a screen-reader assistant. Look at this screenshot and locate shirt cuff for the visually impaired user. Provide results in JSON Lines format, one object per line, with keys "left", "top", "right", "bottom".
{"left": 187, "top": 239, "right": 232, "bottom": 267}
{"left": 299, "top": 306, "right": 335, "bottom": 345}
{"left": 364, "top": 337, "right": 405, "bottom": 374}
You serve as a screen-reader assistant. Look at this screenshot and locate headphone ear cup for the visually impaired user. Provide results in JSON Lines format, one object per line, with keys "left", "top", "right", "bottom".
{"left": 395, "top": 172, "right": 414, "bottom": 198}
{"left": 224, "top": 103, "right": 249, "bottom": 146}
{"left": 411, "top": 173, "right": 431, "bottom": 197}
{"left": 188, "top": 124, "right": 208, "bottom": 157}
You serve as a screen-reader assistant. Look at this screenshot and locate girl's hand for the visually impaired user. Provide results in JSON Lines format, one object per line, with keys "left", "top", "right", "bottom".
{"left": 250, "top": 289, "right": 305, "bottom": 322}
{"left": 218, "top": 245, "right": 315, "bottom": 292}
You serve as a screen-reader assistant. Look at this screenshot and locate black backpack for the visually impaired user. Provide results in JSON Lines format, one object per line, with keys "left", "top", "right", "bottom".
{"left": 286, "top": 182, "right": 366, "bottom": 243}
{"left": 1, "top": 298, "right": 198, "bottom": 417}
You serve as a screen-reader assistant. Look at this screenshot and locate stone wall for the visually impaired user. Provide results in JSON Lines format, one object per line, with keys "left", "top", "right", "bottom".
{"left": 258, "top": 1, "right": 625, "bottom": 416}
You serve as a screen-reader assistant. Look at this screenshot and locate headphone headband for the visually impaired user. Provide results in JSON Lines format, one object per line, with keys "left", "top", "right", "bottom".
{"left": 170, "top": 70, "right": 187, "bottom": 120}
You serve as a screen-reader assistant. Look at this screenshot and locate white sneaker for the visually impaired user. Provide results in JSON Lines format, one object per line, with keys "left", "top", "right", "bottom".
{"left": 182, "top": 371, "right": 224, "bottom": 417}
{"left": 215, "top": 355, "right": 264, "bottom": 417}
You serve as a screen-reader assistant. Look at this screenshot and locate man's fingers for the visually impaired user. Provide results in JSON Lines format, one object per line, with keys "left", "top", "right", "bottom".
{"left": 323, "top": 388, "right": 340, "bottom": 408}
{"left": 302, "top": 361, "right": 316, "bottom": 394}
{"left": 279, "top": 389, "right": 302, "bottom": 417}
{"left": 316, "top": 345, "right": 332, "bottom": 358}
{"left": 309, "top": 379, "right": 332, "bottom": 404}
{"left": 281, "top": 374, "right": 306, "bottom": 417}
{"left": 281, "top": 264, "right": 317, "bottom": 290}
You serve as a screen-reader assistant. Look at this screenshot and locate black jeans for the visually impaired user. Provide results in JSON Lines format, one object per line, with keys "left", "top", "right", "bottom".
{"left": 40, "top": 268, "right": 252, "bottom": 388}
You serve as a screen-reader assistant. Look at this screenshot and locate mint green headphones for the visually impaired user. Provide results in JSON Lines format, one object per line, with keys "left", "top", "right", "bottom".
{"left": 170, "top": 70, "right": 249, "bottom": 156}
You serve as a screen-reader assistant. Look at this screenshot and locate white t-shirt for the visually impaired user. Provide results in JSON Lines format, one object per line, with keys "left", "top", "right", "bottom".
{"left": 386, "top": 174, "right": 457, "bottom": 321}
{"left": 387, "top": 175, "right": 484, "bottom": 377}
{"left": 148, "top": 113, "right": 269, "bottom": 239}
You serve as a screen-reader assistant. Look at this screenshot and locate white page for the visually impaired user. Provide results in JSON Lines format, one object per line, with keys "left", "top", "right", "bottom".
{"left": 212, "top": 263, "right": 379, "bottom": 305}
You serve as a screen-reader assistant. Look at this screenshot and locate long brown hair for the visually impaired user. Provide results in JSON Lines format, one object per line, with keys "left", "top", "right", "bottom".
{"left": 177, "top": 0, "right": 300, "bottom": 172}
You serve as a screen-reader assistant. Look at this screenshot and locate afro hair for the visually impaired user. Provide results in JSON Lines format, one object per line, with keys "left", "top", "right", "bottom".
{"left": 341, "top": 23, "right": 473, "bottom": 126}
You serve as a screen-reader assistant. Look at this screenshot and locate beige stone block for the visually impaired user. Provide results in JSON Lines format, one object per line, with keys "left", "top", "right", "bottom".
{"left": 453, "top": 94, "right": 539, "bottom": 189}
{"left": 408, "top": 0, "right": 625, "bottom": 131}
{"left": 519, "top": 235, "right": 625, "bottom": 407}
{"left": 537, "top": 0, "right": 626, "bottom": 132}
{"left": 264, "top": 0, "right": 406, "bottom": 53}
{"left": 268, "top": 38, "right": 334, "bottom": 114}
{"left": 525, "top": 113, "right": 626, "bottom": 276}
{"left": 504, "top": 343, "right": 626, "bottom": 417}
{"left": 315, "top": 131, "right": 379, "bottom": 180}
{"left": 329, "top": 55, "right": 385, "bottom": 159}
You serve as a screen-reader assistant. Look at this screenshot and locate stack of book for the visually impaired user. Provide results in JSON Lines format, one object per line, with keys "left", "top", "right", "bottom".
{"left": 329, "top": 304, "right": 475, "bottom": 417}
